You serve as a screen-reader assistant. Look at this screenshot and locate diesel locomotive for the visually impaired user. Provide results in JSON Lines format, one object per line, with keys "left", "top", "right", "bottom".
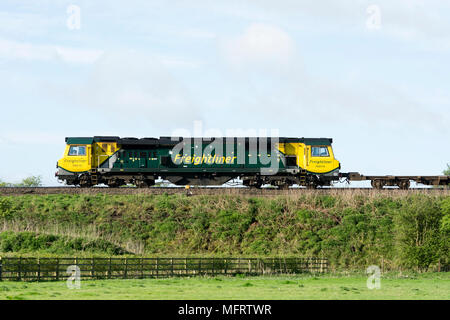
{"left": 56, "top": 136, "right": 341, "bottom": 188}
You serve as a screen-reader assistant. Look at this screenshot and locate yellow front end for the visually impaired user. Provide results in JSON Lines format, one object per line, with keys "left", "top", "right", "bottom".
{"left": 304, "top": 145, "right": 340, "bottom": 174}
{"left": 278, "top": 142, "right": 340, "bottom": 174}
{"left": 57, "top": 144, "right": 92, "bottom": 173}
{"left": 57, "top": 142, "right": 119, "bottom": 173}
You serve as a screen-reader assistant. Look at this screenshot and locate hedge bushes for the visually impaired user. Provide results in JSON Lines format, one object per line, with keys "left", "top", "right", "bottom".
{"left": 0, "top": 193, "right": 448, "bottom": 271}
{"left": 0, "top": 231, "right": 128, "bottom": 255}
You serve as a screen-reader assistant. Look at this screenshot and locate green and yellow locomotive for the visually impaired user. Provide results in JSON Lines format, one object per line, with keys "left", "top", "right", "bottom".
{"left": 56, "top": 136, "right": 341, "bottom": 188}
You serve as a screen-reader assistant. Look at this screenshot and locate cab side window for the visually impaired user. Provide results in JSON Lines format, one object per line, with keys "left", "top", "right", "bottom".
{"left": 68, "top": 146, "right": 86, "bottom": 156}
{"left": 311, "top": 146, "right": 329, "bottom": 157}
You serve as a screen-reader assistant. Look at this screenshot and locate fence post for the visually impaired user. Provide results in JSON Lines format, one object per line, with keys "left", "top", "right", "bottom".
{"left": 273, "top": 258, "right": 276, "bottom": 274}
{"left": 56, "top": 258, "right": 59, "bottom": 281}
{"left": 91, "top": 258, "right": 95, "bottom": 279}
{"left": 18, "top": 257, "right": 22, "bottom": 281}
{"left": 224, "top": 258, "right": 227, "bottom": 275}
{"left": 248, "top": 259, "right": 251, "bottom": 274}
{"left": 109, "top": 257, "right": 112, "bottom": 279}
{"left": 0, "top": 257, "right": 3, "bottom": 281}
{"left": 124, "top": 258, "right": 128, "bottom": 279}
{"left": 238, "top": 258, "right": 241, "bottom": 274}
{"left": 171, "top": 258, "right": 174, "bottom": 277}
{"left": 260, "top": 259, "right": 264, "bottom": 275}
{"left": 38, "top": 258, "right": 41, "bottom": 281}
{"left": 141, "top": 257, "right": 144, "bottom": 279}
{"left": 156, "top": 258, "right": 158, "bottom": 278}
{"left": 258, "top": 259, "right": 261, "bottom": 275}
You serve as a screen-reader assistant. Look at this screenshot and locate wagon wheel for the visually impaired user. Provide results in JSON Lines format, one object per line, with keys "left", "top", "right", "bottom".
{"left": 371, "top": 180, "right": 384, "bottom": 189}
{"left": 397, "top": 180, "right": 410, "bottom": 190}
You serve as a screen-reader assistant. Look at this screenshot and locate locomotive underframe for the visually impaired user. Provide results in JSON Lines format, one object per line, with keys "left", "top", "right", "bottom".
{"left": 343, "top": 172, "right": 450, "bottom": 190}
{"left": 57, "top": 169, "right": 339, "bottom": 189}
{"left": 57, "top": 170, "right": 449, "bottom": 189}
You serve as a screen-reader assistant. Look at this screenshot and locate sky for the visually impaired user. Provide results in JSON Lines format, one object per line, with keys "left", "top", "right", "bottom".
{"left": 0, "top": 0, "right": 449, "bottom": 186}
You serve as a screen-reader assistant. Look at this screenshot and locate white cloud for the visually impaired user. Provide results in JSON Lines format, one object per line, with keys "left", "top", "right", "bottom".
{"left": 0, "top": 38, "right": 103, "bottom": 64}
{"left": 221, "top": 23, "right": 295, "bottom": 67}
{"left": 62, "top": 51, "right": 201, "bottom": 128}
{"left": 55, "top": 46, "right": 104, "bottom": 64}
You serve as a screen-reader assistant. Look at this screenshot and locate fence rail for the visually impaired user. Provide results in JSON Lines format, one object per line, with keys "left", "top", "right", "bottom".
{"left": 0, "top": 257, "right": 328, "bottom": 281}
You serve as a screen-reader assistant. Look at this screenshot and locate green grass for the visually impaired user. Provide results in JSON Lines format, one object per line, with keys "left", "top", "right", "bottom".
{"left": 1, "top": 193, "right": 449, "bottom": 272}
{"left": 0, "top": 273, "right": 448, "bottom": 300}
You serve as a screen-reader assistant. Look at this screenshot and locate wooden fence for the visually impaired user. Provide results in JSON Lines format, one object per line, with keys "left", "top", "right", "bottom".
{"left": 0, "top": 257, "right": 328, "bottom": 281}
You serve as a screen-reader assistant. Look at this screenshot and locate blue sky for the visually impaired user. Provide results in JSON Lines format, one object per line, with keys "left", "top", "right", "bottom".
{"left": 0, "top": 0, "right": 449, "bottom": 185}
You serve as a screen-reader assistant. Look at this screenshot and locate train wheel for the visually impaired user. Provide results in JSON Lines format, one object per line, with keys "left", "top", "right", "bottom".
{"left": 79, "top": 175, "right": 92, "bottom": 188}
{"left": 371, "top": 180, "right": 384, "bottom": 189}
{"left": 107, "top": 179, "right": 124, "bottom": 188}
{"left": 243, "top": 179, "right": 262, "bottom": 189}
{"left": 398, "top": 180, "right": 410, "bottom": 190}
{"left": 135, "top": 179, "right": 154, "bottom": 188}
{"left": 306, "top": 178, "right": 319, "bottom": 189}
{"left": 252, "top": 182, "right": 263, "bottom": 189}
{"left": 135, "top": 180, "right": 148, "bottom": 188}
{"left": 278, "top": 184, "right": 290, "bottom": 190}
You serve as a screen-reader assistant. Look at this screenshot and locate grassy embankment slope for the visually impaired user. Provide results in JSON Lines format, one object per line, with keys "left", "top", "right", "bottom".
{"left": 0, "top": 191, "right": 449, "bottom": 272}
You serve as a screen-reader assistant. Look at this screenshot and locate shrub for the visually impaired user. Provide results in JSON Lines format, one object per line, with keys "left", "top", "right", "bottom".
{"left": 394, "top": 195, "right": 443, "bottom": 270}
{"left": 0, "top": 193, "right": 448, "bottom": 271}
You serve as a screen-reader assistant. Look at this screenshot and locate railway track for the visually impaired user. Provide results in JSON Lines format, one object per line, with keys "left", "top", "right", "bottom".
{"left": 1, "top": 186, "right": 449, "bottom": 196}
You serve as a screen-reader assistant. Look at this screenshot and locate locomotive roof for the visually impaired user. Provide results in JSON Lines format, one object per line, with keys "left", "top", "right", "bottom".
{"left": 66, "top": 136, "right": 333, "bottom": 146}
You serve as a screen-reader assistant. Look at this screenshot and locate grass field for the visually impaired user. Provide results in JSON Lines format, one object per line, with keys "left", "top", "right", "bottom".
{"left": 0, "top": 273, "right": 448, "bottom": 300}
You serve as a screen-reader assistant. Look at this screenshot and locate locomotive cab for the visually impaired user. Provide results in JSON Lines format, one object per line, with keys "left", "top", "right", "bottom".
{"left": 305, "top": 144, "right": 340, "bottom": 175}
{"left": 57, "top": 143, "right": 92, "bottom": 174}
{"left": 56, "top": 137, "right": 95, "bottom": 185}
{"left": 56, "top": 137, "right": 121, "bottom": 186}
{"left": 279, "top": 138, "right": 340, "bottom": 175}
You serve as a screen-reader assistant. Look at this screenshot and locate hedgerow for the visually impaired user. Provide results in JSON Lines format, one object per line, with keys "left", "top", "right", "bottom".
{"left": 0, "top": 192, "right": 448, "bottom": 271}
